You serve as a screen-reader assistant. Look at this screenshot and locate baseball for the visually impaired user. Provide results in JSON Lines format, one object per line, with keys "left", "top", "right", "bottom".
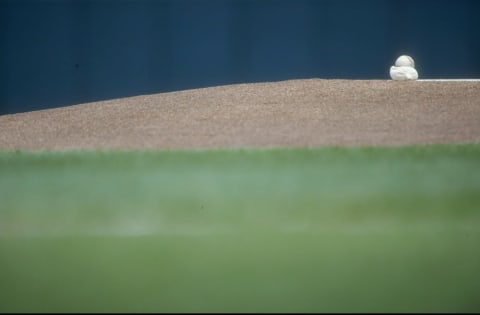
{"left": 390, "top": 55, "right": 418, "bottom": 80}
{"left": 395, "top": 55, "right": 415, "bottom": 68}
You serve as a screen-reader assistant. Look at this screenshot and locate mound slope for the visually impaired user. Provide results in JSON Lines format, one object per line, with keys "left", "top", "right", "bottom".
{"left": 0, "top": 79, "right": 479, "bottom": 150}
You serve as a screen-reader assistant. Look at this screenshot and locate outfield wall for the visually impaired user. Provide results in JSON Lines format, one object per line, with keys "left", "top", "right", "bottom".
{"left": 1, "top": 0, "right": 479, "bottom": 114}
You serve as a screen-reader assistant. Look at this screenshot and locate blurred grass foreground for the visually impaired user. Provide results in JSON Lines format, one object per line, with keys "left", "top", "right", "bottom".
{"left": 1, "top": 145, "right": 480, "bottom": 312}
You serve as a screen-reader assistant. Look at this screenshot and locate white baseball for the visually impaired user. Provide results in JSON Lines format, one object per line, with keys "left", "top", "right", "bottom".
{"left": 395, "top": 55, "right": 415, "bottom": 68}
{"left": 390, "top": 55, "right": 418, "bottom": 80}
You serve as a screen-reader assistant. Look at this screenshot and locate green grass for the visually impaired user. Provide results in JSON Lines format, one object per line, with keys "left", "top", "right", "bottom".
{"left": 1, "top": 144, "right": 480, "bottom": 312}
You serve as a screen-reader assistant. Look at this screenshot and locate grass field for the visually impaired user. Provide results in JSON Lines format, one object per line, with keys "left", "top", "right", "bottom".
{"left": 1, "top": 145, "right": 480, "bottom": 312}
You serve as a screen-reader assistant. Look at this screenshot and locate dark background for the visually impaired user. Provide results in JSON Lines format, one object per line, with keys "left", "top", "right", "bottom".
{"left": 1, "top": 0, "right": 479, "bottom": 114}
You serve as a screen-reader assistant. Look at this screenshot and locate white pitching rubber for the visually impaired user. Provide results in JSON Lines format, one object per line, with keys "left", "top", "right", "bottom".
{"left": 416, "top": 79, "right": 480, "bottom": 82}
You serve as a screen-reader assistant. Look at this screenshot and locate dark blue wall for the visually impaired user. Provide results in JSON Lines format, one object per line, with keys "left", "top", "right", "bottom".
{"left": 1, "top": 0, "right": 479, "bottom": 114}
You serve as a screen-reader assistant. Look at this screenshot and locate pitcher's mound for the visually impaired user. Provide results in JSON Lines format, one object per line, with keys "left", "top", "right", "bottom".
{"left": 1, "top": 79, "right": 479, "bottom": 150}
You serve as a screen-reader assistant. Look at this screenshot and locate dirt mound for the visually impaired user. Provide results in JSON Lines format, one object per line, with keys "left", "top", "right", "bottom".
{"left": 1, "top": 79, "right": 479, "bottom": 150}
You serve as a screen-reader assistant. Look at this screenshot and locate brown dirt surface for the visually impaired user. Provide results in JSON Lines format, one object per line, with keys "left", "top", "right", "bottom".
{"left": 0, "top": 79, "right": 479, "bottom": 150}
